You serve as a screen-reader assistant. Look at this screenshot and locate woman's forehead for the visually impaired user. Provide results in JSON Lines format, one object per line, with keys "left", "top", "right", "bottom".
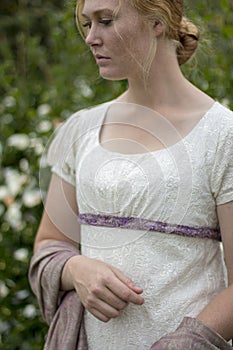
{"left": 81, "top": 0, "right": 139, "bottom": 21}
{"left": 82, "top": 0, "right": 120, "bottom": 16}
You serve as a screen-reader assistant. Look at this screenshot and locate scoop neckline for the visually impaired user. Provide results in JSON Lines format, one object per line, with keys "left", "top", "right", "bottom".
{"left": 97, "top": 100, "right": 219, "bottom": 157}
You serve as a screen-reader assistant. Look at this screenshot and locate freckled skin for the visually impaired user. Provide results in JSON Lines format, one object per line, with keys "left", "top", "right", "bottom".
{"left": 82, "top": 0, "right": 154, "bottom": 81}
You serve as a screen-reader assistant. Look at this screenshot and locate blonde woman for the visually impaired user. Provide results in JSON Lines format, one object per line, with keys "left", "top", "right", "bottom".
{"left": 29, "top": 0, "right": 233, "bottom": 349}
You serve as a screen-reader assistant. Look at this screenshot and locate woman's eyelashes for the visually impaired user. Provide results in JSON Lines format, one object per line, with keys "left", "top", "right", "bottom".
{"left": 82, "top": 19, "right": 113, "bottom": 29}
{"left": 100, "top": 19, "right": 113, "bottom": 26}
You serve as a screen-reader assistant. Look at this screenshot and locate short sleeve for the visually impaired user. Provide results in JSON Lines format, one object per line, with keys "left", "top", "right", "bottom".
{"left": 211, "top": 118, "right": 233, "bottom": 205}
{"left": 46, "top": 113, "right": 80, "bottom": 186}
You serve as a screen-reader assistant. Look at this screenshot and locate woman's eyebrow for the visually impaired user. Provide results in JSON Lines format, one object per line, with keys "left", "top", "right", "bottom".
{"left": 82, "top": 9, "right": 114, "bottom": 18}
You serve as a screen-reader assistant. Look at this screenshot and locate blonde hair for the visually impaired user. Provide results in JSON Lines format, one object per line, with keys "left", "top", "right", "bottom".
{"left": 76, "top": 0, "right": 86, "bottom": 39}
{"left": 126, "top": 0, "right": 200, "bottom": 65}
{"left": 76, "top": 0, "right": 200, "bottom": 66}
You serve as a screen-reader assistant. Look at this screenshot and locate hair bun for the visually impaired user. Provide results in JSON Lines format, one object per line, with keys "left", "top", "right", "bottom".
{"left": 177, "top": 17, "right": 200, "bottom": 65}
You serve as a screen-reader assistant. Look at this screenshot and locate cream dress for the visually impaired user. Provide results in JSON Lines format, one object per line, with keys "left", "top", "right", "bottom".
{"left": 47, "top": 100, "right": 233, "bottom": 350}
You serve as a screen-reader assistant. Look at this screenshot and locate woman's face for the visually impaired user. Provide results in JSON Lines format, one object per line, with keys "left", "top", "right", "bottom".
{"left": 81, "top": 0, "right": 155, "bottom": 81}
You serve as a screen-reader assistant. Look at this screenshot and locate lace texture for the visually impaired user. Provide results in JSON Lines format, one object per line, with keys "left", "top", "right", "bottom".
{"left": 47, "top": 101, "right": 233, "bottom": 349}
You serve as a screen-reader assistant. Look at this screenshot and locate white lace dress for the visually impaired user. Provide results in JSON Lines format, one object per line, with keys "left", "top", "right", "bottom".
{"left": 47, "top": 101, "right": 233, "bottom": 350}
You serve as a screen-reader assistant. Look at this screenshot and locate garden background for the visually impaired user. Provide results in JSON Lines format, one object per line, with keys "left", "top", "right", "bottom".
{"left": 0, "top": 0, "right": 233, "bottom": 349}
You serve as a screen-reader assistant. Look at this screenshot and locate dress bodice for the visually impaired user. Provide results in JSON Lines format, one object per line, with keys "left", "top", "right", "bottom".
{"left": 47, "top": 100, "right": 233, "bottom": 349}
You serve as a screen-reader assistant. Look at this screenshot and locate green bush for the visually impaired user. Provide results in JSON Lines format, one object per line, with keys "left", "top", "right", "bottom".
{"left": 0, "top": 1, "right": 232, "bottom": 348}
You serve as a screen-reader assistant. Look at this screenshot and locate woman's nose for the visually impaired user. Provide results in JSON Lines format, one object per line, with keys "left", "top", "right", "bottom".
{"left": 85, "top": 26, "right": 102, "bottom": 47}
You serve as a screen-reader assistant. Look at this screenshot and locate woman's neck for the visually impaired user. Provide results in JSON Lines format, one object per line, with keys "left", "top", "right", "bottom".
{"left": 117, "top": 42, "right": 214, "bottom": 116}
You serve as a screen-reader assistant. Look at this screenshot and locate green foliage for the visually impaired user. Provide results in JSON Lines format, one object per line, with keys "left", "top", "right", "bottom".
{"left": 0, "top": 0, "right": 232, "bottom": 348}
{"left": 183, "top": 0, "right": 233, "bottom": 105}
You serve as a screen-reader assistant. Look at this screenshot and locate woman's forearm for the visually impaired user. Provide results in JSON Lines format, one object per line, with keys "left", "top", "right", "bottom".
{"left": 60, "top": 255, "right": 84, "bottom": 291}
{"left": 197, "top": 284, "right": 233, "bottom": 341}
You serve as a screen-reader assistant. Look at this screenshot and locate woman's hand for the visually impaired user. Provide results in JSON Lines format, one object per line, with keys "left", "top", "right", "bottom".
{"left": 62, "top": 255, "right": 144, "bottom": 322}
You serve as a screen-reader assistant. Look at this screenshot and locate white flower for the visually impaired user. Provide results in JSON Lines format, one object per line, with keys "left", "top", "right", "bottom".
{"left": 0, "top": 281, "right": 9, "bottom": 298}
{"left": 22, "top": 189, "right": 42, "bottom": 207}
{"left": 75, "top": 78, "right": 94, "bottom": 98}
{"left": 16, "top": 289, "right": 30, "bottom": 300}
{"left": 36, "top": 120, "right": 52, "bottom": 133}
{"left": 7, "top": 134, "right": 30, "bottom": 150}
{"left": 4, "top": 168, "right": 28, "bottom": 197}
{"left": 3, "top": 96, "right": 16, "bottom": 108}
{"left": 5, "top": 202, "right": 24, "bottom": 230}
{"left": 3, "top": 113, "right": 13, "bottom": 124}
{"left": 61, "top": 109, "right": 72, "bottom": 119}
{"left": 0, "top": 186, "right": 10, "bottom": 200}
{"left": 14, "top": 248, "right": 29, "bottom": 261}
{"left": 29, "top": 137, "right": 44, "bottom": 155}
{"left": 19, "top": 158, "right": 29, "bottom": 172}
{"left": 23, "top": 304, "right": 37, "bottom": 318}
{"left": 37, "top": 104, "right": 51, "bottom": 116}
{"left": 221, "top": 98, "right": 230, "bottom": 108}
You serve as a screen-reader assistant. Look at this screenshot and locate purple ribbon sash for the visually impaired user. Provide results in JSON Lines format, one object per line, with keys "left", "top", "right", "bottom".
{"left": 77, "top": 213, "right": 221, "bottom": 241}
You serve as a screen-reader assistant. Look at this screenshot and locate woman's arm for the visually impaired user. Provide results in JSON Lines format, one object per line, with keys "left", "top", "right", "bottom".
{"left": 196, "top": 201, "right": 233, "bottom": 341}
{"left": 34, "top": 173, "right": 80, "bottom": 251}
{"left": 33, "top": 173, "right": 144, "bottom": 322}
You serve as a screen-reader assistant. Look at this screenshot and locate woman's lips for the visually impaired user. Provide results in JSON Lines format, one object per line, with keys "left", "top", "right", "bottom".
{"left": 94, "top": 54, "right": 111, "bottom": 64}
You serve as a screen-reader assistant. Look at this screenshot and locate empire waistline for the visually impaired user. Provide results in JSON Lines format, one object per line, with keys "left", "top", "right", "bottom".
{"left": 77, "top": 213, "right": 221, "bottom": 241}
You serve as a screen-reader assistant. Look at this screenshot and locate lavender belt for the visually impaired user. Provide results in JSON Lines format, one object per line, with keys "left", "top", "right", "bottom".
{"left": 77, "top": 213, "right": 221, "bottom": 241}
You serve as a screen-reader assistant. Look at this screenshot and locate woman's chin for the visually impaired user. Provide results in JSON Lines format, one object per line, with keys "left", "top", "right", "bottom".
{"left": 99, "top": 69, "right": 127, "bottom": 81}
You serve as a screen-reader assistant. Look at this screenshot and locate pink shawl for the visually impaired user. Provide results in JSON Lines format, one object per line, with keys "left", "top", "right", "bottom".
{"left": 28, "top": 240, "right": 88, "bottom": 349}
{"left": 29, "top": 240, "right": 232, "bottom": 349}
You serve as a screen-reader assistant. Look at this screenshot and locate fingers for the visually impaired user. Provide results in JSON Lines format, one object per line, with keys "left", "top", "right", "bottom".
{"left": 106, "top": 269, "right": 144, "bottom": 305}
{"left": 88, "top": 308, "right": 110, "bottom": 323}
{"left": 112, "top": 282, "right": 144, "bottom": 305}
{"left": 111, "top": 266, "right": 144, "bottom": 294}
{"left": 87, "top": 282, "right": 143, "bottom": 322}
{"left": 86, "top": 295, "right": 121, "bottom": 321}
{"left": 72, "top": 257, "right": 144, "bottom": 322}
{"left": 80, "top": 274, "right": 143, "bottom": 323}
{"left": 95, "top": 286, "right": 128, "bottom": 311}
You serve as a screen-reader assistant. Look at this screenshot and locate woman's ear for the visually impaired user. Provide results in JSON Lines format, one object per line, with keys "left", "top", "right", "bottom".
{"left": 154, "top": 20, "right": 165, "bottom": 37}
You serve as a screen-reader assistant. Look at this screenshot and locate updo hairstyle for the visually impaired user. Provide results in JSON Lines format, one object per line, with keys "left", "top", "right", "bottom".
{"left": 125, "top": 0, "right": 200, "bottom": 65}
{"left": 76, "top": 0, "right": 200, "bottom": 65}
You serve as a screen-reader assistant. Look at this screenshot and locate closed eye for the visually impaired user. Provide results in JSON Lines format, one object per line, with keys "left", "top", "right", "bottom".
{"left": 82, "top": 19, "right": 113, "bottom": 29}
{"left": 99, "top": 19, "right": 113, "bottom": 26}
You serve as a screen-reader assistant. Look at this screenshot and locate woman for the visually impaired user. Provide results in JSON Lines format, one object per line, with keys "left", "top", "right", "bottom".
{"left": 29, "top": 0, "right": 233, "bottom": 349}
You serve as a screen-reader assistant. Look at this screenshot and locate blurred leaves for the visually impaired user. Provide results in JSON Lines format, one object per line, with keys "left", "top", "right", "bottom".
{"left": 0, "top": 0, "right": 232, "bottom": 348}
